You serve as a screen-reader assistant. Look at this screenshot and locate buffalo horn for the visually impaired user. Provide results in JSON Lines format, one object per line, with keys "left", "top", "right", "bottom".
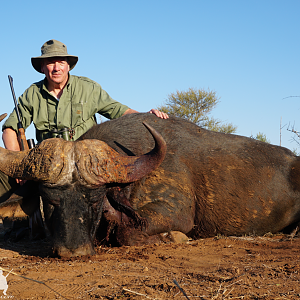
{"left": 74, "top": 122, "right": 167, "bottom": 187}
{"left": 0, "top": 123, "right": 166, "bottom": 187}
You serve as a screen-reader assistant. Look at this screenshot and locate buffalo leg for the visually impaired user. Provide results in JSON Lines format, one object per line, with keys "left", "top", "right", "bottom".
{"left": 115, "top": 198, "right": 195, "bottom": 246}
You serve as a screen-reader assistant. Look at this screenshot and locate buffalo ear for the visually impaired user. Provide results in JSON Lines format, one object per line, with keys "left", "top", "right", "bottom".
{"left": 0, "top": 181, "right": 40, "bottom": 219}
{"left": 0, "top": 195, "right": 27, "bottom": 219}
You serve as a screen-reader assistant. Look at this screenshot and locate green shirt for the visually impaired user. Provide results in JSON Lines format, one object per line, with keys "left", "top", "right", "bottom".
{"left": 3, "top": 75, "right": 130, "bottom": 142}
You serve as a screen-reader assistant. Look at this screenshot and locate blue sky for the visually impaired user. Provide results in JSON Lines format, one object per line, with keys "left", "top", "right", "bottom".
{"left": 0, "top": 1, "right": 299, "bottom": 151}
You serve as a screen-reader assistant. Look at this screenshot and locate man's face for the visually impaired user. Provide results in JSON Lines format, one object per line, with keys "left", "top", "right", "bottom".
{"left": 41, "top": 57, "right": 70, "bottom": 87}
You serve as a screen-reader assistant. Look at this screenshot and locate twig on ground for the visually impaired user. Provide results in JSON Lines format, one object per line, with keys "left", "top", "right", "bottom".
{"left": 225, "top": 279, "right": 243, "bottom": 289}
{"left": 0, "top": 266, "right": 70, "bottom": 300}
{"left": 288, "top": 226, "right": 298, "bottom": 240}
{"left": 173, "top": 279, "right": 190, "bottom": 300}
{"left": 123, "top": 288, "right": 160, "bottom": 299}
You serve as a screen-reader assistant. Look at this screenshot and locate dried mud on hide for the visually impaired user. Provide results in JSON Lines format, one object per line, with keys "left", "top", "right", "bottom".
{"left": 1, "top": 220, "right": 300, "bottom": 299}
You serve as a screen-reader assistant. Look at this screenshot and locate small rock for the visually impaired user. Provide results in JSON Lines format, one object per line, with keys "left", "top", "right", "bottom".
{"left": 160, "top": 231, "right": 189, "bottom": 243}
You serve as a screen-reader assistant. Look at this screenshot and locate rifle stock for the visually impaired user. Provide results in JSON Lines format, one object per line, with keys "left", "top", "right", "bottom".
{"left": 17, "top": 127, "right": 29, "bottom": 151}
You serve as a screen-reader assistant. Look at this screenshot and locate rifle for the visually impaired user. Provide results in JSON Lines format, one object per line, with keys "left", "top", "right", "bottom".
{"left": 8, "top": 75, "right": 30, "bottom": 150}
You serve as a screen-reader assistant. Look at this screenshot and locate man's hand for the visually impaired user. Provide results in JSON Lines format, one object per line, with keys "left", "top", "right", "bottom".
{"left": 123, "top": 108, "right": 169, "bottom": 119}
{"left": 148, "top": 109, "right": 169, "bottom": 119}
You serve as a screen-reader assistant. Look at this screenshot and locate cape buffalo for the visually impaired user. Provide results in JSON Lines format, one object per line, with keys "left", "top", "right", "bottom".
{"left": 0, "top": 113, "right": 300, "bottom": 257}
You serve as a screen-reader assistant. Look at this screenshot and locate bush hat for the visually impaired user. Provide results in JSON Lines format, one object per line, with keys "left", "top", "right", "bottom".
{"left": 31, "top": 39, "right": 78, "bottom": 73}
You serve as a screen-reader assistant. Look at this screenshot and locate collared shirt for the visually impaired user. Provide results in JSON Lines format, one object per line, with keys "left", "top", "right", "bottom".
{"left": 3, "top": 75, "right": 129, "bottom": 142}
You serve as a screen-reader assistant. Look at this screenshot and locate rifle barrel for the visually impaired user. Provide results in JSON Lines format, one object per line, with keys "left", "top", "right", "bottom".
{"left": 8, "top": 75, "right": 22, "bottom": 124}
{"left": 8, "top": 75, "right": 29, "bottom": 150}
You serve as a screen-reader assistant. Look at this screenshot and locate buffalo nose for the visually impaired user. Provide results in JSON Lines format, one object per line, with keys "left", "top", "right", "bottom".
{"left": 54, "top": 243, "right": 95, "bottom": 257}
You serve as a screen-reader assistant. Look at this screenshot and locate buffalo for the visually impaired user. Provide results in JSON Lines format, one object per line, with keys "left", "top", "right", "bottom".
{"left": 0, "top": 113, "right": 300, "bottom": 257}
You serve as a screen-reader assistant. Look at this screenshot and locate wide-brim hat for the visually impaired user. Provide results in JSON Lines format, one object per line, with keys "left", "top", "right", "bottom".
{"left": 31, "top": 39, "right": 78, "bottom": 73}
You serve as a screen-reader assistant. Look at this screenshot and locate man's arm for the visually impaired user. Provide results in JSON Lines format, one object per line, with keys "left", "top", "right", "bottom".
{"left": 123, "top": 108, "right": 169, "bottom": 119}
{"left": 2, "top": 128, "right": 20, "bottom": 151}
{"left": 122, "top": 109, "right": 139, "bottom": 115}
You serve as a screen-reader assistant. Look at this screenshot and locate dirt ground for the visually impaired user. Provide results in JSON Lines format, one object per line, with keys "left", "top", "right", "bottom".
{"left": 1, "top": 221, "right": 300, "bottom": 300}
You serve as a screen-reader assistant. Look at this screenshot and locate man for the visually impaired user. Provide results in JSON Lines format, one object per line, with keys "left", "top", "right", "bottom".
{"left": 3, "top": 39, "right": 168, "bottom": 154}
{"left": 0, "top": 40, "right": 168, "bottom": 233}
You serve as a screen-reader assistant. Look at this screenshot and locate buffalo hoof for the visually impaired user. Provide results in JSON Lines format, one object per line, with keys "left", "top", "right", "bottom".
{"left": 115, "top": 225, "right": 162, "bottom": 246}
{"left": 54, "top": 243, "right": 95, "bottom": 257}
